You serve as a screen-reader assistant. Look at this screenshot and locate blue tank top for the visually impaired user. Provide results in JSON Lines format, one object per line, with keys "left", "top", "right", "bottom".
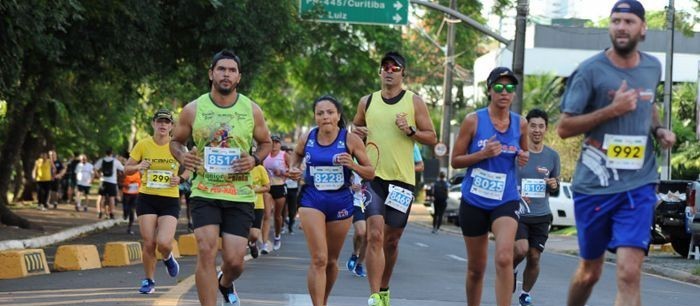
{"left": 303, "top": 128, "right": 352, "bottom": 191}
{"left": 461, "top": 108, "right": 521, "bottom": 209}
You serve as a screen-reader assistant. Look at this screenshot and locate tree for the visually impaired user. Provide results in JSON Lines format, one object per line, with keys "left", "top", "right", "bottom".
{"left": 0, "top": 0, "right": 304, "bottom": 228}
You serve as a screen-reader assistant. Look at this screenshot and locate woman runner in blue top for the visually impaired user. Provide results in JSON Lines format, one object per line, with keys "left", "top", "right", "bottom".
{"left": 451, "top": 67, "right": 529, "bottom": 306}
{"left": 288, "top": 95, "right": 374, "bottom": 306}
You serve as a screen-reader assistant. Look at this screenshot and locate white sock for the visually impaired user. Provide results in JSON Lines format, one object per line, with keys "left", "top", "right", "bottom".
{"left": 521, "top": 290, "right": 529, "bottom": 296}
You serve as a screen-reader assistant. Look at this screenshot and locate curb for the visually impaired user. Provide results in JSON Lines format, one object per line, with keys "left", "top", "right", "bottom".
{"left": 0, "top": 219, "right": 126, "bottom": 252}
{"left": 641, "top": 262, "right": 700, "bottom": 286}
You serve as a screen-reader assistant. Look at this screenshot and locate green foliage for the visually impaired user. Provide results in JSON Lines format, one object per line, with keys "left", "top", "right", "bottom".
{"left": 669, "top": 82, "right": 700, "bottom": 179}
{"left": 522, "top": 73, "right": 565, "bottom": 121}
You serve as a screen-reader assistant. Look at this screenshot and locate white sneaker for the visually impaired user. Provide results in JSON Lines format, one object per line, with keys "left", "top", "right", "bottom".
{"left": 260, "top": 241, "right": 272, "bottom": 255}
{"left": 273, "top": 236, "right": 281, "bottom": 250}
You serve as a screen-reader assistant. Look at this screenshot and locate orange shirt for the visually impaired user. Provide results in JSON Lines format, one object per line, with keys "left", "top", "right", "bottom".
{"left": 122, "top": 172, "right": 141, "bottom": 195}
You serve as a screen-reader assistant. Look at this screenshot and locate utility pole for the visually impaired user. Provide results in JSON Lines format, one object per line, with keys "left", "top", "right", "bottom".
{"left": 511, "top": 0, "right": 528, "bottom": 114}
{"left": 439, "top": 0, "right": 456, "bottom": 172}
{"left": 660, "top": 0, "right": 674, "bottom": 180}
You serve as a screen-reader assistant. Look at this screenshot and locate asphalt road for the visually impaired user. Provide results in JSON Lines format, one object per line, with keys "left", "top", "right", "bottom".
{"left": 1, "top": 222, "right": 699, "bottom": 305}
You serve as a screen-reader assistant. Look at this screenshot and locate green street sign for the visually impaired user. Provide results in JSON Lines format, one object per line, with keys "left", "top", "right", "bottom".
{"left": 299, "top": 0, "right": 409, "bottom": 26}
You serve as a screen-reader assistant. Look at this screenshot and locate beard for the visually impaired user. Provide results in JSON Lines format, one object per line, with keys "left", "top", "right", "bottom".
{"left": 610, "top": 33, "right": 640, "bottom": 57}
{"left": 213, "top": 80, "right": 238, "bottom": 96}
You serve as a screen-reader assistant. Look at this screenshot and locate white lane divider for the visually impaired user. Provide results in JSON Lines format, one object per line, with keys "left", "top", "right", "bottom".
{"left": 415, "top": 242, "right": 429, "bottom": 248}
{"left": 447, "top": 254, "right": 467, "bottom": 262}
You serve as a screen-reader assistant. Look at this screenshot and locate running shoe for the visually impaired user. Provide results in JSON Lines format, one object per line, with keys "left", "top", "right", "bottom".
{"left": 138, "top": 278, "right": 155, "bottom": 294}
{"left": 218, "top": 271, "right": 240, "bottom": 305}
{"left": 368, "top": 293, "right": 384, "bottom": 306}
{"left": 519, "top": 293, "right": 533, "bottom": 306}
{"left": 379, "top": 289, "right": 390, "bottom": 306}
{"left": 163, "top": 254, "right": 179, "bottom": 277}
{"left": 353, "top": 263, "right": 367, "bottom": 277}
{"left": 273, "top": 235, "right": 281, "bottom": 251}
{"left": 347, "top": 254, "right": 358, "bottom": 271}
{"left": 260, "top": 241, "right": 271, "bottom": 255}
{"left": 249, "top": 242, "right": 259, "bottom": 259}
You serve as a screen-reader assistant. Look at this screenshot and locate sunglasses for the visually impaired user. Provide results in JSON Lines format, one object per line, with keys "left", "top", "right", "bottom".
{"left": 492, "top": 83, "right": 516, "bottom": 93}
{"left": 381, "top": 64, "right": 402, "bottom": 73}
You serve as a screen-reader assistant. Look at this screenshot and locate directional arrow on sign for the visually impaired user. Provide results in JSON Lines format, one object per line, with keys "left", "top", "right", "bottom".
{"left": 394, "top": 1, "right": 403, "bottom": 10}
{"left": 393, "top": 14, "right": 402, "bottom": 23}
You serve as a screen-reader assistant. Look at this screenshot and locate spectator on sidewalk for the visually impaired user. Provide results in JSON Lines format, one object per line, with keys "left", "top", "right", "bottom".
{"left": 431, "top": 171, "right": 449, "bottom": 234}
{"left": 32, "top": 151, "right": 54, "bottom": 211}
{"left": 74, "top": 154, "right": 94, "bottom": 212}
{"left": 95, "top": 148, "right": 124, "bottom": 219}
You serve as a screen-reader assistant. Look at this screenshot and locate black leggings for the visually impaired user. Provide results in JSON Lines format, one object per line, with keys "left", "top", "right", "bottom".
{"left": 123, "top": 193, "right": 137, "bottom": 227}
{"left": 286, "top": 187, "right": 298, "bottom": 230}
{"left": 37, "top": 181, "right": 52, "bottom": 208}
{"left": 432, "top": 198, "right": 447, "bottom": 229}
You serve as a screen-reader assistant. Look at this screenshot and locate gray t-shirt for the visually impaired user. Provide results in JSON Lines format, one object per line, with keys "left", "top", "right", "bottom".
{"left": 560, "top": 50, "right": 661, "bottom": 195}
{"left": 517, "top": 146, "right": 560, "bottom": 216}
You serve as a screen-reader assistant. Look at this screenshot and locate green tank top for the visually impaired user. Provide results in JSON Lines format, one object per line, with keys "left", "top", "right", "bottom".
{"left": 365, "top": 90, "right": 416, "bottom": 185}
{"left": 191, "top": 93, "right": 255, "bottom": 203}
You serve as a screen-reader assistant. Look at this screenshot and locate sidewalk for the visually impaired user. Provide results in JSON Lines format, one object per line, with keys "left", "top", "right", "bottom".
{"left": 409, "top": 202, "right": 700, "bottom": 285}
{"left": 0, "top": 199, "right": 125, "bottom": 251}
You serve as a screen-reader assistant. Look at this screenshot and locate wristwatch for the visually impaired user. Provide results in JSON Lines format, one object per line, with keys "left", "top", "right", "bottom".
{"left": 407, "top": 126, "right": 417, "bottom": 137}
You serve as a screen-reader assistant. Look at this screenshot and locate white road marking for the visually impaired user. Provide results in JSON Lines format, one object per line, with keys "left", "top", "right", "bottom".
{"left": 447, "top": 254, "right": 467, "bottom": 262}
{"left": 415, "top": 242, "right": 429, "bottom": 248}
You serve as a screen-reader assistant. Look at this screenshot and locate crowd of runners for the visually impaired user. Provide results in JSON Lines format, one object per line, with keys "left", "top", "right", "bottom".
{"left": 32, "top": 2, "right": 677, "bottom": 306}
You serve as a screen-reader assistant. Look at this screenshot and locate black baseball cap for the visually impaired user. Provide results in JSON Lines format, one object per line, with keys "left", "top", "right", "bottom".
{"left": 152, "top": 109, "right": 173, "bottom": 122}
{"left": 610, "top": 0, "right": 645, "bottom": 21}
{"left": 271, "top": 135, "right": 282, "bottom": 143}
{"left": 486, "top": 67, "right": 519, "bottom": 88}
{"left": 381, "top": 51, "right": 406, "bottom": 68}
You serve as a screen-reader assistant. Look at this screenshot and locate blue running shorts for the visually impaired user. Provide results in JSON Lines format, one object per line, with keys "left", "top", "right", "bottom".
{"left": 298, "top": 186, "right": 354, "bottom": 222}
{"left": 573, "top": 183, "right": 656, "bottom": 260}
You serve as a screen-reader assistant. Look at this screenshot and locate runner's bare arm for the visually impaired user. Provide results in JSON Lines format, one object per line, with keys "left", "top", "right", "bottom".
{"left": 347, "top": 132, "right": 375, "bottom": 180}
{"left": 123, "top": 158, "right": 142, "bottom": 176}
{"left": 251, "top": 103, "right": 272, "bottom": 165}
{"left": 558, "top": 80, "right": 637, "bottom": 138}
{"left": 351, "top": 95, "right": 370, "bottom": 139}
{"left": 287, "top": 130, "right": 310, "bottom": 181}
{"left": 170, "top": 101, "right": 195, "bottom": 164}
{"left": 411, "top": 95, "right": 437, "bottom": 146}
{"left": 517, "top": 116, "right": 529, "bottom": 167}
{"left": 650, "top": 103, "right": 676, "bottom": 149}
{"left": 451, "top": 113, "right": 491, "bottom": 169}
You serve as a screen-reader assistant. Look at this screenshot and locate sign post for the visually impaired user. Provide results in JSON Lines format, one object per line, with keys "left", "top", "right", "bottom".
{"left": 299, "top": 0, "right": 409, "bottom": 26}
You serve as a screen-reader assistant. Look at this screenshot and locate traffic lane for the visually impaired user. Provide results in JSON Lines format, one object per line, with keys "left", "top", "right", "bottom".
{"left": 377, "top": 225, "right": 700, "bottom": 306}
{"left": 2, "top": 222, "right": 699, "bottom": 305}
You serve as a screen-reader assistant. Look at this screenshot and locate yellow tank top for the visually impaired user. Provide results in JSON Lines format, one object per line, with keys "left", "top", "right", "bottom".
{"left": 250, "top": 165, "right": 269, "bottom": 209}
{"left": 129, "top": 137, "right": 180, "bottom": 198}
{"left": 35, "top": 158, "right": 53, "bottom": 182}
{"left": 365, "top": 90, "right": 416, "bottom": 185}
